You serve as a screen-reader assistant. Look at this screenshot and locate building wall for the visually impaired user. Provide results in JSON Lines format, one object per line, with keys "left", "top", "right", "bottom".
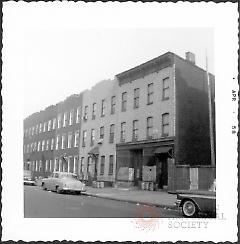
{"left": 53, "top": 93, "right": 83, "bottom": 174}
{"left": 115, "top": 65, "right": 176, "bottom": 143}
{"left": 174, "top": 55, "right": 215, "bottom": 165}
{"left": 79, "top": 79, "right": 118, "bottom": 183}
{"left": 23, "top": 105, "right": 57, "bottom": 178}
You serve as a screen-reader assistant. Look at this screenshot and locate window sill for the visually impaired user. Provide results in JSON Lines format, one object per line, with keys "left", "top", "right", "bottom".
{"left": 162, "top": 97, "right": 169, "bottom": 101}
{"left": 147, "top": 102, "right": 153, "bottom": 105}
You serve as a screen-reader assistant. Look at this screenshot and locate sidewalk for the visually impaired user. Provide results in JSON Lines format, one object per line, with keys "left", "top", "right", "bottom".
{"left": 82, "top": 186, "right": 178, "bottom": 210}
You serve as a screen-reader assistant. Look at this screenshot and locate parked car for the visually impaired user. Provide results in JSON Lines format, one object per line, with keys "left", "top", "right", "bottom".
{"left": 175, "top": 180, "right": 216, "bottom": 217}
{"left": 24, "top": 170, "right": 36, "bottom": 186}
{"left": 41, "top": 172, "right": 86, "bottom": 194}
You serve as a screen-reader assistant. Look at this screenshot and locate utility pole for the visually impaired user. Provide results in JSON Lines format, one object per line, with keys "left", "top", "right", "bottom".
{"left": 206, "top": 52, "right": 215, "bottom": 166}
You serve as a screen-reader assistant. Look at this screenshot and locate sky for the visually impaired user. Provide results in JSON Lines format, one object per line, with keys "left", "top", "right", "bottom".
{"left": 5, "top": 4, "right": 214, "bottom": 118}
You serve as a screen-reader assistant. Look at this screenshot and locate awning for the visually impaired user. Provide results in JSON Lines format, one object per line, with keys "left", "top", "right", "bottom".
{"left": 154, "top": 147, "right": 172, "bottom": 154}
{"left": 88, "top": 146, "right": 99, "bottom": 156}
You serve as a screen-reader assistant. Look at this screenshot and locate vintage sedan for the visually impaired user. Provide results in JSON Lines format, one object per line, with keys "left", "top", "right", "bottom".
{"left": 41, "top": 172, "right": 86, "bottom": 194}
{"left": 24, "top": 170, "right": 36, "bottom": 186}
{"left": 175, "top": 181, "right": 216, "bottom": 217}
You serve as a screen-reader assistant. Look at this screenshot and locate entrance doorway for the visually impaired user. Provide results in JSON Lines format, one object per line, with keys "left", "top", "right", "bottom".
{"left": 131, "top": 150, "right": 143, "bottom": 186}
{"left": 156, "top": 155, "right": 168, "bottom": 189}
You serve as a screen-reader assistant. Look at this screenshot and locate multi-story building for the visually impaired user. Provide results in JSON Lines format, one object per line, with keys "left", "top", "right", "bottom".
{"left": 115, "top": 51, "right": 215, "bottom": 190}
{"left": 24, "top": 51, "right": 215, "bottom": 191}
{"left": 53, "top": 93, "right": 83, "bottom": 175}
{"left": 78, "top": 80, "right": 118, "bottom": 186}
{"left": 23, "top": 93, "right": 83, "bottom": 178}
{"left": 23, "top": 105, "right": 57, "bottom": 178}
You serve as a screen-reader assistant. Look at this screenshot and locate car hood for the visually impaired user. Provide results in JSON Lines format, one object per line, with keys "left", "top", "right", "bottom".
{"left": 176, "top": 190, "right": 216, "bottom": 196}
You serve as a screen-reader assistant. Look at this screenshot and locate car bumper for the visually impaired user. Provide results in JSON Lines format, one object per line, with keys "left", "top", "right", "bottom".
{"left": 24, "top": 180, "right": 36, "bottom": 186}
{"left": 62, "top": 187, "right": 86, "bottom": 192}
{"left": 175, "top": 199, "right": 181, "bottom": 207}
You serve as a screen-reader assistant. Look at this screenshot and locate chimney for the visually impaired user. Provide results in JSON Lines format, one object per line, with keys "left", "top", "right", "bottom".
{"left": 185, "top": 52, "right": 195, "bottom": 65}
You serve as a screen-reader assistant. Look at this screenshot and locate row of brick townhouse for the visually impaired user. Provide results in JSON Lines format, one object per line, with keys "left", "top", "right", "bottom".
{"left": 23, "top": 51, "right": 215, "bottom": 191}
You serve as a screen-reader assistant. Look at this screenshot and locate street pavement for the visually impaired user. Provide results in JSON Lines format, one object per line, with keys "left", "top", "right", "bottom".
{"left": 24, "top": 185, "right": 182, "bottom": 218}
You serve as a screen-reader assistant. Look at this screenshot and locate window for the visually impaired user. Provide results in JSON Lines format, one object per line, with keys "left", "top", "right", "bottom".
{"left": 63, "top": 112, "right": 68, "bottom": 127}
{"left": 45, "top": 160, "right": 49, "bottom": 172}
{"left": 73, "top": 156, "right": 78, "bottom": 173}
{"left": 80, "top": 157, "right": 84, "bottom": 173}
{"left": 92, "top": 103, "right": 96, "bottom": 120}
{"left": 52, "top": 118, "right": 56, "bottom": 130}
{"left": 56, "top": 135, "right": 60, "bottom": 150}
{"left": 43, "top": 122, "right": 47, "bottom": 132}
{"left": 87, "top": 157, "right": 91, "bottom": 173}
{"left": 39, "top": 123, "right": 42, "bottom": 133}
{"left": 42, "top": 140, "right": 45, "bottom": 151}
{"left": 100, "top": 126, "right": 104, "bottom": 140}
{"left": 37, "top": 141, "right": 41, "bottom": 151}
{"left": 147, "top": 117, "right": 153, "bottom": 139}
{"left": 36, "top": 124, "right": 39, "bottom": 134}
{"left": 32, "top": 126, "right": 35, "bottom": 136}
{"left": 83, "top": 106, "right": 88, "bottom": 121}
{"left": 46, "top": 139, "right": 50, "bottom": 151}
{"left": 69, "top": 109, "right": 74, "bottom": 125}
{"left": 68, "top": 132, "right": 72, "bottom": 148}
{"left": 62, "top": 134, "right": 66, "bottom": 149}
{"left": 121, "top": 92, "right": 127, "bottom": 112}
{"left": 51, "top": 138, "right": 54, "bottom": 150}
{"left": 147, "top": 83, "right": 154, "bottom": 105}
{"left": 100, "top": 156, "right": 105, "bottom": 175}
{"left": 74, "top": 130, "right": 80, "bottom": 147}
{"left": 49, "top": 160, "right": 53, "bottom": 172}
{"left": 82, "top": 130, "right": 87, "bottom": 147}
{"left": 111, "top": 96, "right": 116, "bottom": 114}
{"left": 48, "top": 120, "right": 52, "bottom": 131}
{"left": 109, "top": 155, "right": 114, "bottom": 175}
{"left": 90, "top": 129, "right": 95, "bottom": 146}
{"left": 57, "top": 114, "right": 62, "bottom": 128}
{"left": 101, "top": 99, "right": 106, "bottom": 117}
{"left": 76, "top": 107, "right": 81, "bottom": 123}
{"left": 34, "top": 142, "right": 37, "bottom": 151}
{"left": 120, "top": 122, "right": 126, "bottom": 142}
{"left": 132, "top": 120, "right": 139, "bottom": 141}
{"left": 134, "top": 88, "right": 140, "bottom": 109}
{"left": 162, "top": 77, "right": 170, "bottom": 100}
{"left": 162, "top": 113, "right": 169, "bottom": 136}
{"left": 109, "top": 124, "right": 115, "bottom": 143}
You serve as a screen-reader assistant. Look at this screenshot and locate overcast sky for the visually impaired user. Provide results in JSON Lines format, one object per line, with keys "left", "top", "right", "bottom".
{"left": 4, "top": 4, "right": 214, "bottom": 118}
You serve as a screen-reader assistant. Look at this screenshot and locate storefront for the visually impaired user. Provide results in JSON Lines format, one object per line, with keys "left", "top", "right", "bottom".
{"left": 116, "top": 137, "right": 174, "bottom": 189}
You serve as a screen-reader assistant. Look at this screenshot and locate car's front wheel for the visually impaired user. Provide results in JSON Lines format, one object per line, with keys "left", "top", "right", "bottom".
{"left": 182, "top": 200, "right": 198, "bottom": 217}
{"left": 56, "top": 186, "right": 62, "bottom": 194}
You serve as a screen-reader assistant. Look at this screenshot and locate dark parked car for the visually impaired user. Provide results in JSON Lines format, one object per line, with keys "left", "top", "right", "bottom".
{"left": 24, "top": 170, "right": 36, "bottom": 186}
{"left": 175, "top": 180, "right": 216, "bottom": 217}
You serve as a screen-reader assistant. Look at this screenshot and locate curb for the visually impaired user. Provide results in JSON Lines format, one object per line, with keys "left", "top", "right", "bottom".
{"left": 81, "top": 192, "right": 178, "bottom": 211}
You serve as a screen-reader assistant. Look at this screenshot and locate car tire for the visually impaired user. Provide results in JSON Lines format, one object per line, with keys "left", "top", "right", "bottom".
{"left": 182, "top": 200, "right": 198, "bottom": 217}
{"left": 42, "top": 183, "right": 47, "bottom": 191}
{"left": 56, "top": 186, "right": 62, "bottom": 194}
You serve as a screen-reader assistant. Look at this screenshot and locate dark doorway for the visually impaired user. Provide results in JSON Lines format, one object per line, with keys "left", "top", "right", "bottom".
{"left": 131, "top": 150, "right": 143, "bottom": 186}
{"left": 156, "top": 154, "right": 168, "bottom": 189}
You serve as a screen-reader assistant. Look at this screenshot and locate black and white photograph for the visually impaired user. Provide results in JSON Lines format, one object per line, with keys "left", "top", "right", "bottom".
{"left": 2, "top": 2, "right": 238, "bottom": 242}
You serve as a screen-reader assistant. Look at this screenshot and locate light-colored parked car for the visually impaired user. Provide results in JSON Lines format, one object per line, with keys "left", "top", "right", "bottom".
{"left": 175, "top": 180, "right": 216, "bottom": 217}
{"left": 41, "top": 172, "right": 86, "bottom": 194}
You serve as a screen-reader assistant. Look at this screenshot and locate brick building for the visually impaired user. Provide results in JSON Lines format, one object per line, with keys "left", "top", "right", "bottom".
{"left": 24, "top": 51, "right": 215, "bottom": 191}
{"left": 23, "top": 93, "right": 83, "bottom": 178}
{"left": 23, "top": 105, "right": 57, "bottom": 178}
{"left": 114, "top": 52, "right": 215, "bottom": 190}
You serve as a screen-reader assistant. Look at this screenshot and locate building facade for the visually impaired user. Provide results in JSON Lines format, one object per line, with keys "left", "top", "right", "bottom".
{"left": 23, "top": 51, "right": 215, "bottom": 191}
{"left": 23, "top": 93, "right": 83, "bottom": 178}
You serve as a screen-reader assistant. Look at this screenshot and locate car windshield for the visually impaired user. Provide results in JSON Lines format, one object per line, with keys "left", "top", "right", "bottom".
{"left": 59, "top": 174, "right": 78, "bottom": 179}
